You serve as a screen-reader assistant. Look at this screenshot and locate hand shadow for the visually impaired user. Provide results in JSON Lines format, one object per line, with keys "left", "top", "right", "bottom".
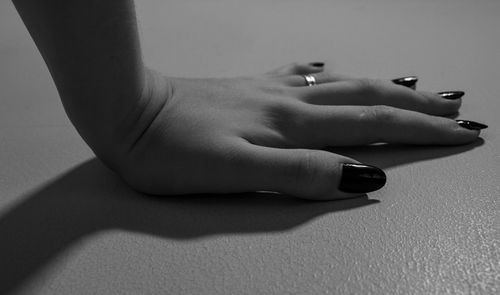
{"left": 0, "top": 138, "right": 483, "bottom": 294}
{"left": 0, "top": 159, "right": 375, "bottom": 294}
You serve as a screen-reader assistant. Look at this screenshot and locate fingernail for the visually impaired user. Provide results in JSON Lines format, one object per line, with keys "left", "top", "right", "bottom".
{"left": 339, "top": 163, "right": 387, "bottom": 193}
{"left": 392, "top": 76, "right": 418, "bottom": 88}
{"left": 310, "top": 62, "right": 324, "bottom": 68}
{"left": 438, "top": 91, "right": 465, "bottom": 100}
{"left": 456, "top": 120, "right": 488, "bottom": 130}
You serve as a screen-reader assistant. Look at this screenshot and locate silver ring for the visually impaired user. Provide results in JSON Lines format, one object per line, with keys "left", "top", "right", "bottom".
{"left": 303, "top": 74, "right": 316, "bottom": 86}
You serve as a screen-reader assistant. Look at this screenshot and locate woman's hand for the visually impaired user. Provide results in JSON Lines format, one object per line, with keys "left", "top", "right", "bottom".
{"left": 13, "top": 1, "right": 484, "bottom": 200}
{"left": 109, "top": 63, "right": 484, "bottom": 200}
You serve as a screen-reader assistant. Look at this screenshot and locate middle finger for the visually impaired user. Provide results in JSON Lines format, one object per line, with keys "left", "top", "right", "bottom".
{"left": 292, "top": 78, "right": 462, "bottom": 116}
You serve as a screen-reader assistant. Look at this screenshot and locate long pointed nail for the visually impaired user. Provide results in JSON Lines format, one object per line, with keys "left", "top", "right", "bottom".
{"left": 339, "top": 164, "right": 387, "bottom": 193}
{"left": 310, "top": 62, "right": 324, "bottom": 68}
{"left": 456, "top": 120, "right": 488, "bottom": 130}
{"left": 438, "top": 91, "right": 465, "bottom": 100}
{"left": 392, "top": 76, "right": 418, "bottom": 88}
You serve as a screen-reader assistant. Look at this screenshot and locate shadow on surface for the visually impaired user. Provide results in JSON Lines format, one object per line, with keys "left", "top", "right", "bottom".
{"left": 0, "top": 159, "right": 374, "bottom": 294}
{"left": 0, "top": 138, "right": 484, "bottom": 294}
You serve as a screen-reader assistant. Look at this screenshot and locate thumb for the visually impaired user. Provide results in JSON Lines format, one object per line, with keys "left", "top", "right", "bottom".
{"left": 240, "top": 145, "right": 386, "bottom": 200}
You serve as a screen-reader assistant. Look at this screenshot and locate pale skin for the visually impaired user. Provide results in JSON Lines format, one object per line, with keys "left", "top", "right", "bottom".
{"left": 13, "top": 0, "right": 481, "bottom": 200}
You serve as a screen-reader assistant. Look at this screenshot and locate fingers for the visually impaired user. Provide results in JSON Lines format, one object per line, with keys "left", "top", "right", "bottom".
{"left": 265, "top": 62, "right": 353, "bottom": 86}
{"left": 294, "top": 78, "right": 462, "bottom": 116}
{"left": 281, "top": 71, "right": 354, "bottom": 87}
{"left": 236, "top": 143, "right": 386, "bottom": 200}
{"left": 294, "top": 105, "right": 480, "bottom": 147}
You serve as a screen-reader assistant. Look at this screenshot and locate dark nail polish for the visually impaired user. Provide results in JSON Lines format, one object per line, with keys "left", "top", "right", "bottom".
{"left": 438, "top": 91, "right": 465, "bottom": 100}
{"left": 392, "top": 76, "right": 418, "bottom": 88}
{"left": 339, "top": 163, "right": 387, "bottom": 193}
{"left": 456, "top": 120, "right": 488, "bottom": 130}
{"left": 311, "top": 62, "right": 324, "bottom": 67}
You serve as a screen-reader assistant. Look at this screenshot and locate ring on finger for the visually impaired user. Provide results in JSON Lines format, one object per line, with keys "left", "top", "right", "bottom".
{"left": 303, "top": 74, "right": 317, "bottom": 87}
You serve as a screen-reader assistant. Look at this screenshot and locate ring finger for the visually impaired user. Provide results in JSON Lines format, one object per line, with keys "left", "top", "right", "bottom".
{"left": 293, "top": 78, "right": 462, "bottom": 116}
{"left": 279, "top": 71, "right": 354, "bottom": 87}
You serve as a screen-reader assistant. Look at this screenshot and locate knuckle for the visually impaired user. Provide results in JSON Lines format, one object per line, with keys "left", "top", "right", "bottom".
{"left": 265, "top": 96, "right": 294, "bottom": 114}
{"left": 291, "top": 150, "right": 320, "bottom": 195}
{"left": 361, "top": 105, "right": 397, "bottom": 123}
{"left": 352, "top": 78, "right": 384, "bottom": 97}
{"left": 358, "top": 105, "right": 398, "bottom": 143}
{"left": 291, "top": 151, "right": 337, "bottom": 199}
{"left": 267, "top": 100, "right": 312, "bottom": 146}
{"left": 266, "top": 98, "right": 302, "bottom": 127}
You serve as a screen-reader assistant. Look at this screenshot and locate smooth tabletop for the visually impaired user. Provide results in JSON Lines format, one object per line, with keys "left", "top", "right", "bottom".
{"left": 0, "top": 0, "right": 499, "bottom": 294}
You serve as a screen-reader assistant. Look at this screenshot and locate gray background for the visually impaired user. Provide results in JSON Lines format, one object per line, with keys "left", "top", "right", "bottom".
{"left": 0, "top": 0, "right": 498, "bottom": 294}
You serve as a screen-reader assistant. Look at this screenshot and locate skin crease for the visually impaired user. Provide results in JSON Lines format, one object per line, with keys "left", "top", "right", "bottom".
{"left": 13, "top": 0, "right": 481, "bottom": 200}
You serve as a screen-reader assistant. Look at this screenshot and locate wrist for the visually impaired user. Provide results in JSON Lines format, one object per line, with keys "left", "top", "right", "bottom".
{"left": 90, "top": 68, "right": 171, "bottom": 171}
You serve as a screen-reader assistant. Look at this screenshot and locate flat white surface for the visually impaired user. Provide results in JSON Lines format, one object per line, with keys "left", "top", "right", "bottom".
{"left": 0, "top": 0, "right": 498, "bottom": 294}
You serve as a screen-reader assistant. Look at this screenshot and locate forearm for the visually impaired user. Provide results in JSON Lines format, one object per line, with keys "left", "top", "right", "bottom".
{"left": 12, "top": 0, "right": 148, "bottom": 165}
